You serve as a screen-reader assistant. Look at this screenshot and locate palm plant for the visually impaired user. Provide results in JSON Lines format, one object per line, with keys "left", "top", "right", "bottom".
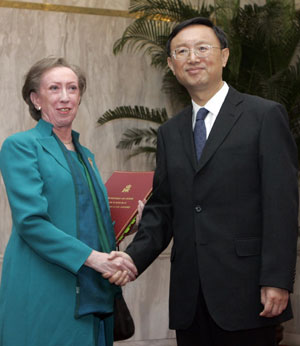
{"left": 97, "top": 0, "right": 300, "bottom": 161}
{"left": 97, "top": 106, "right": 168, "bottom": 159}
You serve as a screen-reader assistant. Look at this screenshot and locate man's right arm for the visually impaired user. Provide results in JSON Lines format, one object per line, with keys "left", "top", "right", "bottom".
{"left": 124, "top": 127, "right": 174, "bottom": 275}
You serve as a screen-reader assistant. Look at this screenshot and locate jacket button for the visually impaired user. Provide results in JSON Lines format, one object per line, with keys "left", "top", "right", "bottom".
{"left": 195, "top": 205, "right": 202, "bottom": 213}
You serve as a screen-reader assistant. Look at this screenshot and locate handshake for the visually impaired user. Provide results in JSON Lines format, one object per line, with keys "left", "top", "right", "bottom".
{"left": 85, "top": 200, "right": 144, "bottom": 286}
{"left": 85, "top": 250, "right": 138, "bottom": 286}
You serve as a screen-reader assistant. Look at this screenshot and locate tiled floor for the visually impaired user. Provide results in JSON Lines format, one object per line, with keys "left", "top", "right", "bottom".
{"left": 114, "top": 339, "right": 176, "bottom": 346}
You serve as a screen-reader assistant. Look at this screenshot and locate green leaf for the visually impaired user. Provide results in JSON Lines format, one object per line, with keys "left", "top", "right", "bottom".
{"left": 129, "top": 0, "right": 212, "bottom": 22}
{"left": 116, "top": 127, "right": 158, "bottom": 150}
{"left": 97, "top": 106, "right": 168, "bottom": 125}
{"left": 113, "top": 19, "right": 172, "bottom": 69}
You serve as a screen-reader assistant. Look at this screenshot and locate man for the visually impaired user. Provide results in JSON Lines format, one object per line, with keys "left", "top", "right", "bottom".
{"left": 108, "top": 17, "right": 299, "bottom": 346}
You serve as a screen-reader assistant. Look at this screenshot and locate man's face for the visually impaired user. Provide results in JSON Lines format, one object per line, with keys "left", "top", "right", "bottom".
{"left": 167, "top": 25, "right": 229, "bottom": 96}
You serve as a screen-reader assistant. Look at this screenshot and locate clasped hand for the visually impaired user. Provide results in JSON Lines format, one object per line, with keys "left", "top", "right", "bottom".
{"left": 85, "top": 250, "right": 137, "bottom": 286}
{"left": 103, "top": 251, "right": 137, "bottom": 286}
{"left": 85, "top": 199, "right": 144, "bottom": 286}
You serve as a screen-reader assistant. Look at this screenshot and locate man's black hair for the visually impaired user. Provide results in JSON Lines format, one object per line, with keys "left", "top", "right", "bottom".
{"left": 166, "top": 17, "right": 228, "bottom": 56}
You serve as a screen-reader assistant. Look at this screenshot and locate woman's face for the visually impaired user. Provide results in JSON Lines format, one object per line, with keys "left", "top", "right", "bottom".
{"left": 30, "top": 66, "right": 81, "bottom": 130}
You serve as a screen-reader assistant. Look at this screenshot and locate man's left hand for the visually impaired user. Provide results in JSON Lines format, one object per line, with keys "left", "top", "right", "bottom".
{"left": 260, "top": 286, "right": 289, "bottom": 318}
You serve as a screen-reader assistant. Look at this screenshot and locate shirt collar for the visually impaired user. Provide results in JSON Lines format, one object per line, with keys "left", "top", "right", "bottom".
{"left": 192, "top": 82, "right": 229, "bottom": 117}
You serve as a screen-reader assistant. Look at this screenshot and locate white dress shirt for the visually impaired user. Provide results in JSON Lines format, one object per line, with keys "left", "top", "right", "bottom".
{"left": 192, "top": 82, "right": 229, "bottom": 138}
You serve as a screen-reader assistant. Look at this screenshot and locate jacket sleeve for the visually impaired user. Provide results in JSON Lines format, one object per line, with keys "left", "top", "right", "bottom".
{"left": 259, "top": 103, "right": 299, "bottom": 292}
{"left": 0, "top": 135, "right": 92, "bottom": 274}
{"left": 126, "top": 127, "right": 173, "bottom": 275}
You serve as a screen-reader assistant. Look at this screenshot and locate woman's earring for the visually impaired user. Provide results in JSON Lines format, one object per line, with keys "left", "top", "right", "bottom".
{"left": 37, "top": 106, "right": 41, "bottom": 111}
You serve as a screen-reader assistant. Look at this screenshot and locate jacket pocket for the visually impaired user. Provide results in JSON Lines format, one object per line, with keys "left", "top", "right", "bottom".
{"left": 235, "top": 237, "right": 261, "bottom": 257}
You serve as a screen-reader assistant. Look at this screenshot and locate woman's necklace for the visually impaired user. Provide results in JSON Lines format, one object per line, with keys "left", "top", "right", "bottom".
{"left": 62, "top": 139, "right": 73, "bottom": 145}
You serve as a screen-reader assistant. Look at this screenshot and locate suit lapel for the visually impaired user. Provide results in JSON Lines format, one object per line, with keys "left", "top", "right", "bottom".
{"left": 38, "top": 137, "right": 71, "bottom": 173}
{"left": 197, "top": 87, "right": 243, "bottom": 172}
{"left": 34, "top": 120, "right": 70, "bottom": 173}
{"left": 179, "top": 105, "right": 199, "bottom": 172}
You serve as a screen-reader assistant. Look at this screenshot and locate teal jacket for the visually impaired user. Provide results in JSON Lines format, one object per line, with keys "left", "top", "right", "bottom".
{"left": 0, "top": 119, "right": 116, "bottom": 346}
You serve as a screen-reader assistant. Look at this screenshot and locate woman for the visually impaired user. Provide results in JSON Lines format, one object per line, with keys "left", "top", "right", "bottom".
{"left": 0, "top": 57, "right": 137, "bottom": 346}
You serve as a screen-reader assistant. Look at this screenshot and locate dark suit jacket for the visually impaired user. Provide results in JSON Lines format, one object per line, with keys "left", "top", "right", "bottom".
{"left": 126, "top": 87, "right": 299, "bottom": 331}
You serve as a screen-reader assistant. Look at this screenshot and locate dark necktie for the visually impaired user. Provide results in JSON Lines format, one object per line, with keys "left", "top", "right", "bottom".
{"left": 194, "top": 108, "right": 209, "bottom": 160}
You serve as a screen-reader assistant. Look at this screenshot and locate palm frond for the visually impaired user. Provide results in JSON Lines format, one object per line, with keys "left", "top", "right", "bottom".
{"left": 229, "top": 1, "right": 300, "bottom": 74}
{"left": 283, "top": 57, "right": 300, "bottom": 113}
{"left": 97, "top": 106, "right": 168, "bottom": 125}
{"left": 129, "top": 0, "right": 212, "bottom": 22}
{"left": 116, "top": 127, "right": 158, "bottom": 150}
{"left": 126, "top": 146, "right": 157, "bottom": 161}
{"left": 162, "top": 70, "right": 190, "bottom": 107}
{"left": 259, "top": 70, "right": 291, "bottom": 105}
{"left": 113, "top": 19, "right": 172, "bottom": 68}
{"left": 213, "top": 0, "right": 241, "bottom": 24}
